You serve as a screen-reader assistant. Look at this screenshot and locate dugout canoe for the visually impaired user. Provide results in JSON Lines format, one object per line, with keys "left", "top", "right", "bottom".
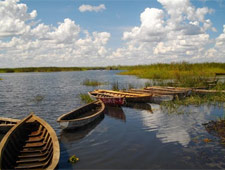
{"left": 0, "top": 114, "right": 60, "bottom": 170}
{"left": 88, "top": 91, "right": 125, "bottom": 106}
{"left": 0, "top": 117, "right": 20, "bottom": 134}
{"left": 57, "top": 100, "right": 105, "bottom": 130}
{"left": 89, "top": 89, "right": 152, "bottom": 103}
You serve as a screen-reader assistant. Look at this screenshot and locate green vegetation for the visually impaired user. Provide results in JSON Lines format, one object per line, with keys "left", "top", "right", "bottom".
{"left": 161, "top": 93, "right": 225, "bottom": 113}
{"left": 0, "top": 78, "right": 2, "bottom": 80}
{"left": 79, "top": 93, "right": 94, "bottom": 103}
{"left": 119, "top": 62, "right": 225, "bottom": 88}
{"left": 111, "top": 81, "right": 119, "bottom": 91}
{"left": 82, "top": 79, "right": 106, "bottom": 86}
{"left": 0, "top": 66, "right": 120, "bottom": 73}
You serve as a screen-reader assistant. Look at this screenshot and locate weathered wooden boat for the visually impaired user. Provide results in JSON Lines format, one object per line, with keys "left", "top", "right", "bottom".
{"left": 89, "top": 89, "right": 152, "bottom": 103}
{"left": 142, "top": 86, "right": 192, "bottom": 99}
{"left": 0, "top": 117, "right": 20, "bottom": 134}
{"left": 88, "top": 91, "right": 125, "bottom": 106}
{"left": 57, "top": 100, "right": 105, "bottom": 130}
{"left": 0, "top": 114, "right": 60, "bottom": 169}
{"left": 124, "top": 90, "right": 174, "bottom": 103}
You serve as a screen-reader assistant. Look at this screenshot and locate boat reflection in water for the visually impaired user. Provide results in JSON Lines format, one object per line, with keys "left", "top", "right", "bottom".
{"left": 124, "top": 102, "right": 153, "bottom": 113}
{"left": 60, "top": 115, "right": 104, "bottom": 143}
{"left": 104, "top": 106, "right": 126, "bottom": 122}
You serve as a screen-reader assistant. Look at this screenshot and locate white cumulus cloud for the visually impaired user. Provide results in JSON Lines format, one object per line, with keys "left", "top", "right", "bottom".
{"left": 78, "top": 4, "right": 106, "bottom": 13}
{"left": 0, "top": 0, "right": 110, "bottom": 67}
{"left": 0, "top": 0, "right": 37, "bottom": 37}
{"left": 108, "top": 0, "right": 225, "bottom": 64}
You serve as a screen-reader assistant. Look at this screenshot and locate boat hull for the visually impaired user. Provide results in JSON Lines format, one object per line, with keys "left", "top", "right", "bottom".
{"left": 59, "top": 113, "right": 103, "bottom": 130}
{"left": 57, "top": 100, "right": 105, "bottom": 130}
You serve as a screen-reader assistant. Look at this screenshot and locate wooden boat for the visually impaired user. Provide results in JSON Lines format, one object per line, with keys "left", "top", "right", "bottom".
{"left": 57, "top": 100, "right": 105, "bottom": 130}
{"left": 88, "top": 91, "right": 125, "bottom": 106}
{"left": 0, "top": 117, "right": 20, "bottom": 134}
{"left": 144, "top": 86, "right": 192, "bottom": 98}
{"left": 89, "top": 89, "right": 152, "bottom": 103}
{"left": 0, "top": 114, "right": 60, "bottom": 169}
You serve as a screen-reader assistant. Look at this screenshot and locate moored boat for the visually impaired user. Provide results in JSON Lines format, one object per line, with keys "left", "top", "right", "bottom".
{"left": 89, "top": 89, "right": 152, "bottom": 103}
{"left": 88, "top": 91, "right": 125, "bottom": 106}
{"left": 57, "top": 100, "right": 105, "bottom": 130}
{"left": 0, "top": 114, "right": 60, "bottom": 169}
{"left": 0, "top": 117, "right": 20, "bottom": 133}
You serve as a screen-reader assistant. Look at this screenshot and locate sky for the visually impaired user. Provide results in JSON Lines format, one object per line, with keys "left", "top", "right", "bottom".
{"left": 0, "top": 0, "right": 225, "bottom": 67}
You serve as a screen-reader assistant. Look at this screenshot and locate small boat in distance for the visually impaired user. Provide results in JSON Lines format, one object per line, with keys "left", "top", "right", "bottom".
{"left": 57, "top": 100, "right": 105, "bottom": 130}
{"left": 0, "top": 114, "right": 60, "bottom": 170}
{"left": 88, "top": 91, "right": 125, "bottom": 106}
{"left": 0, "top": 117, "right": 20, "bottom": 133}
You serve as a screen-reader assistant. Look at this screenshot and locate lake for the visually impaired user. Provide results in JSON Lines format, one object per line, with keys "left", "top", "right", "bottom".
{"left": 0, "top": 70, "right": 225, "bottom": 169}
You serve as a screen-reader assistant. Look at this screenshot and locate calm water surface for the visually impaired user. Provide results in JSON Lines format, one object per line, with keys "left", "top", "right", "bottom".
{"left": 0, "top": 70, "right": 225, "bottom": 169}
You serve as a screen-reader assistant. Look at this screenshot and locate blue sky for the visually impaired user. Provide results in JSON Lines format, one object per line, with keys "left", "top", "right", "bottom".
{"left": 21, "top": 0, "right": 225, "bottom": 47}
{"left": 0, "top": 0, "right": 225, "bottom": 67}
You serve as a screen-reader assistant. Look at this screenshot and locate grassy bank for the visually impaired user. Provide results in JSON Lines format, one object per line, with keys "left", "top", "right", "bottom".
{"left": 119, "top": 62, "right": 225, "bottom": 88}
{"left": 0, "top": 66, "right": 119, "bottom": 73}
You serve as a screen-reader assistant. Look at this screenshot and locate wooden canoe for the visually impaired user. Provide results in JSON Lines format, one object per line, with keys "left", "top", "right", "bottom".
{"left": 0, "top": 114, "right": 60, "bottom": 170}
{"left": 88, "top": 91, "right": 125, "bottom": 106}
{"left": 90, "top": 89, "right": 152, "bottom": 103}
{"left": 0, "top": 117, "right": 20, "bottom": 134}
{"left": 57, "top": 100, "right": 105, "bottom": 130}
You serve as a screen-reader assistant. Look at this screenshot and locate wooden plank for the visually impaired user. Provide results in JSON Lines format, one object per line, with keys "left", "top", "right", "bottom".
{"left": 193, "top": 89, "right": 225, "bottom": 94}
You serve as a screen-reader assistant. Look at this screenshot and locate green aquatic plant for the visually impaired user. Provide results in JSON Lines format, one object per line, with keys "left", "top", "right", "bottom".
{"left": 79, "top": 93, "right": 94, "bottom": 103}
{"left": 32, "top": 95, "right": 44, "bottom": 103}
{"left": 161, "top": 93, "right": 225, "bottom": 113}
{"left": 82, "top": 79, "right": 106, "bottom": 86}
{"left": 0, "top": 78, "right": 2, "bottom": 80}
{"left": 111, "top": 81, "right": 119, "bottom": 91}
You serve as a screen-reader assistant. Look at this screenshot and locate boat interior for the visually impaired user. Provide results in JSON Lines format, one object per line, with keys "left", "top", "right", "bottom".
{"left": 1, "top": 120, "right": 54, "bottom": 169}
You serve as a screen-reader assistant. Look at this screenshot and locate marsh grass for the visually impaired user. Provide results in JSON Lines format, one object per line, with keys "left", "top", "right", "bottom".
{"left": 112, "top": 81, "right": 119, "bottom": 91}
{"left": 111, "top": 81, "right": 137, "bottom": 91}
{"left": 82, "top": 79, "right": 106, "bottom": 86}
{"left": 79, "top": 93, "right": 94, "bottom": 103}
{"left": 119, "top": 62, "right": 225, "bottom": 88}
{"left": 161, "top": 93, "right": 225, "bottom": 113}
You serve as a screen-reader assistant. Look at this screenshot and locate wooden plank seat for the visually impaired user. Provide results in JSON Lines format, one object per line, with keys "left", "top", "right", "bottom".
{"left": 21, "top": 136, "right": 51, "bottom": 153}
{"left": 16, "top": 149, "right": 53, "bottom": 169}
{"left": 26, "top": 129, "right": 47, "bottom": 143}
{"left": 28, "top": 125, "right": 44, "bottom": 137}
{"left": 16, "top": 147, "right": 53, "bottom": 164}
